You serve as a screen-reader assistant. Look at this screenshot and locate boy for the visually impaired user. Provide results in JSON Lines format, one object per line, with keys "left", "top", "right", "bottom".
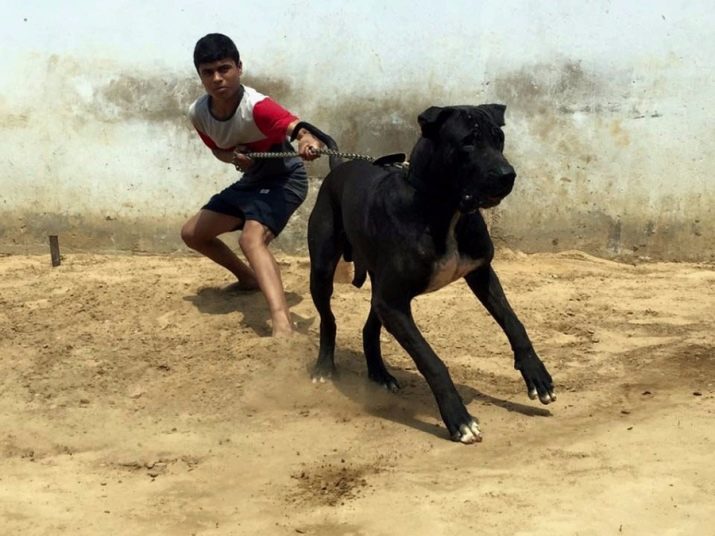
{"left": 181, "top": 33, "right": 323, "bottom": 337}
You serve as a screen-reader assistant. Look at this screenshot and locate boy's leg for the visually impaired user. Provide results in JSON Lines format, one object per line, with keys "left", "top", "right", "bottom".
{"left": 239, "top": 220, "right": 293, "bottom": 337}
{"left": 181, "top": 209, "right": 258, "bottom": 289}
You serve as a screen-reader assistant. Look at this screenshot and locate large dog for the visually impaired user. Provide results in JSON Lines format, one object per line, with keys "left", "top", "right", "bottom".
{"left": 304, "top": 105, "right": 555, "bottom": 444}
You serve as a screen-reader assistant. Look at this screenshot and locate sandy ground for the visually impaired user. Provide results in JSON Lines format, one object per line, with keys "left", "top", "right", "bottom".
{"left": 1, "top": 248, "right": 713, "bottom": 535}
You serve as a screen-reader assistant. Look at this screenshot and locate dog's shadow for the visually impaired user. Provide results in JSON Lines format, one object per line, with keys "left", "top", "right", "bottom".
{"left": 320, "top": 348, "right": 552, "bottom": 441}
{"left": 183, "top": 286, "right": 313, "bottom": 337}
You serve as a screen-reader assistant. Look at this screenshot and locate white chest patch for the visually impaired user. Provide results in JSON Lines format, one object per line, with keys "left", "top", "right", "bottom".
{"left": 425, "top": 214, "right": 485, "bottom": 293}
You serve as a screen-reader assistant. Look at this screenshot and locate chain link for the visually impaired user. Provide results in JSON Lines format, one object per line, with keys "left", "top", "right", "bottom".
{"left": 241, "top": 148, "right": 375, "bottom": 162}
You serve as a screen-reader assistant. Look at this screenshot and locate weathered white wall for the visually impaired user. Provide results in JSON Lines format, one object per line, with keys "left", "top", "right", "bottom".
{"left": 1, "top": 1, "right": 713, "bottom": 260}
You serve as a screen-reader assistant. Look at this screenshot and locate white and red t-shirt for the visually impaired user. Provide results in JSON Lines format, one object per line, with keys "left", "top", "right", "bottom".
{"left": 188, "top": 86, "right": 297, "bottom": 153}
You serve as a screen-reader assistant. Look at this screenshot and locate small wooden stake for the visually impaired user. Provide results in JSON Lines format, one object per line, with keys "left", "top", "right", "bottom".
{"left": 49, "top": 235, "right": 61, "bottom": 267}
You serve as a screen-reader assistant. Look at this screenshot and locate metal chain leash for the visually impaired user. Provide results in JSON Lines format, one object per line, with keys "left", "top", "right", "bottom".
{"left": 241, "top": 148, "right": 375, "bottom": 162}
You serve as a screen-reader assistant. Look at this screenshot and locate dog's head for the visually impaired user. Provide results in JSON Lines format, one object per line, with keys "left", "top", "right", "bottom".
{"left": 416, "top": 104, "right": 516, "bottom": 212}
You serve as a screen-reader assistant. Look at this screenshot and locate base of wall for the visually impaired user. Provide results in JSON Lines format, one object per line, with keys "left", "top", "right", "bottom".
{"left": 2, "top": 203, "right": 712, "bottom": 263}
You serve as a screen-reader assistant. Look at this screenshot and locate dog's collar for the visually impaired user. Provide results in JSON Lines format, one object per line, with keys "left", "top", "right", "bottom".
{"left": 372, "top": 153, "right": 407, "bottom": 167}
{"left": 406, "top": 171, "right": 430, "bottom": 194}
{"left": 406, "top": 169, "right": 450, "bottom": 200}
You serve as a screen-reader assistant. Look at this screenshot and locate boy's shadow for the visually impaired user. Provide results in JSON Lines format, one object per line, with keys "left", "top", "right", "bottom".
{"left": 183, "top": 286, "right": 313, "bottom": 336}
{"left": 320, "top": 348, "right": 552, "bottom": 441}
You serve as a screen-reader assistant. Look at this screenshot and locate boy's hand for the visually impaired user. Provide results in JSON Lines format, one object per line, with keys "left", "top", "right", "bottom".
{"left": 232, "top": 151, "right": 254, "bottom": 171}
{"left": 298, "top": 133, "right": 322, "bottom": 161}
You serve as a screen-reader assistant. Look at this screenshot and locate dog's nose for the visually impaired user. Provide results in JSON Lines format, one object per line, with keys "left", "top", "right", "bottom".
{"left": 488, "top": 165, "right": 516, "bottom": 197}
{"left": 496, "top": 164, "right": 516, "bottom": 183}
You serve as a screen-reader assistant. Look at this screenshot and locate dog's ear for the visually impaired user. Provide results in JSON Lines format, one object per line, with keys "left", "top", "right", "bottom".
{"left": 483, "top": 104, "right": 506, "bottom": 127}
{"left": 418, "top": 106, "right": 451, "bottom": 139}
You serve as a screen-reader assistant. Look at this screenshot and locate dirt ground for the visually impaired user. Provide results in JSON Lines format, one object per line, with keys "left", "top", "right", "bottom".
{"left": 1, "top": 248, "right": 713, "bottom": 535}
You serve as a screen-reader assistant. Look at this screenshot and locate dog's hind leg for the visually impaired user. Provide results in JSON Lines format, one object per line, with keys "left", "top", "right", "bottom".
{"left": 308, "top": 197, "right": 343, "bottom": 382}
{"left": 363, "top": 303, "right": 400, "bottom": 392}
{"left": 309, "top": 244, "right": 341, "bottom": 381}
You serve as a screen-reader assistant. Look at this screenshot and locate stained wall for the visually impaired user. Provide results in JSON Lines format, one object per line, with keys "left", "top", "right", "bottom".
{"left": 1, "top": 1, "right": 712, "bottom": 260}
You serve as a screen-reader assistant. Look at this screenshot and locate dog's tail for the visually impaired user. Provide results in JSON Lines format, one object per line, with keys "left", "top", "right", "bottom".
{"left": 341, "top": 239, "right": 367, "bottom": 288}
{"left": 290, "top": 121, "right": 343, "bottom": 170}
{"left": 351, "top": 261, "right": 367, "bottom": 288}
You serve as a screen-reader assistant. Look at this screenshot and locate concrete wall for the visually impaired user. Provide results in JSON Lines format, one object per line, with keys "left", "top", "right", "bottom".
{"left": 1, "top": 1, "right": 713, "bottom": 260}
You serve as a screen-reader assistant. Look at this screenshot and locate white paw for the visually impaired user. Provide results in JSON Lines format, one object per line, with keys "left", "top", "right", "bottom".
{"left": 455, "top": 421, "right": 482, "bottom": 444}
{"left": 539, "top": 391, "right": 556, "bottom": 404}
{"left": 529, "top": 388, "right": 556, "bottom": 404}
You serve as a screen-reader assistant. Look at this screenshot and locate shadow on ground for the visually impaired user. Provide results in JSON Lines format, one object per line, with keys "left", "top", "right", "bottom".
{"left": 306, "top": 348, "right": 552, "bottom": 441}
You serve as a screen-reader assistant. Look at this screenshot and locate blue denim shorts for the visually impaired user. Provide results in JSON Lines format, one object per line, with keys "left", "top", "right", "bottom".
{"left": 203, "top": 167, "right": 307, "bottom": 237}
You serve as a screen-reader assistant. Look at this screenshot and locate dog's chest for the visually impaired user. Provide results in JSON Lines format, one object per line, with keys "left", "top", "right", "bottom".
{"left": 424, "top": 214, "right": 485, "bottom": 293}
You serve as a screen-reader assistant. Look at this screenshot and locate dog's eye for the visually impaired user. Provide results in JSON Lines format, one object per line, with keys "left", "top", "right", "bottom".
{"left": 463, "top": 130, "right": 479, "bottom": 143}
{"left": 461, "top": 144, "right": 476, "bottom": 153}
{"left": 460, "top": 131, "right": 478, "bottom": 147}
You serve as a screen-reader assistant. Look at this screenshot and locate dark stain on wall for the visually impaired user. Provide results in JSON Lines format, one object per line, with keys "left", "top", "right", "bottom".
{"left": 491, "top": 60, "right": 605, "bottom": 114}
{"left": 318, "top": 96, "right": 426, "bottom": 157}
{"left": 90, "top": 72, "right": 295, "bottom": 124}
{"left": 5, "top": 57, "right": 712, "bottom": 261}
{"left": 93, "top": 69, "right": 432, "bottom": 156}
{"left": 242, "top": 75, "right": 293, "bottom": 105}
{"left": 96, "top": 75, "right": 203, "bottom": 124}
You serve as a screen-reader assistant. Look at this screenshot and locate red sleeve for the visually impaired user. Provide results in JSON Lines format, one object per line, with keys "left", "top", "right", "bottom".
{"left": 253, "top": 98, "right": 298, "bottom": 142}
{"left": 195, "top": 128, "right": 222, "bottom": 150}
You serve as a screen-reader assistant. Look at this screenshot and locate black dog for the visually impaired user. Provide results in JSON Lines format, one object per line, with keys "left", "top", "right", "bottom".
{"left": 305, "top": 105, "right": 555, "bottom": 444}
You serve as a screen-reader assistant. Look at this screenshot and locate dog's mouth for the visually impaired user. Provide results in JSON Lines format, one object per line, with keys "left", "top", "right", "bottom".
{"left": 479, "top": 195, "right": 503, "bottom": 208}
{"left": 459, "top": 193, "right": 504, "bottom": 213}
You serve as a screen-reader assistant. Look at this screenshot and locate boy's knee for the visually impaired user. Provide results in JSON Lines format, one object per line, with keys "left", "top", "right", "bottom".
{"left": 238, "top": 230, "right": 261, "bottom": 252}
{"left": 180, "top": 224, "right": 192, "bottom": 244}
{"left": 239, "top": 222, "right": 271, "bottom": 252}
{"left": 181, "top": 221, "right": 201, "bottom": 249}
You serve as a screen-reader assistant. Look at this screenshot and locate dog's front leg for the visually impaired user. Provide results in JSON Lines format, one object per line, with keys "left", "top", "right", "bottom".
{"left": 465, "top": 265, "right": 556, "bottom": 404}
{"left": 373, "top": 296, "right": 482, "bottom": 443}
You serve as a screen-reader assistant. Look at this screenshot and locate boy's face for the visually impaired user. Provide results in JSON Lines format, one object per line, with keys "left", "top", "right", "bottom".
{"left": 197, "top": 58, "right": 242, "bottom": 101}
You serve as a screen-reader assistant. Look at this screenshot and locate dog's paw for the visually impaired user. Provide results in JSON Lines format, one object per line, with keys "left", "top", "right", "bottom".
{"left": 451, "top": 420, "right": 483, "bottom": 444}
{"left": 515, "top": 352, "right": 556, "bottom": 404}
{"left": 311, "top": 362, "right": 336, "bottom": 384}
{"left": 368, "top": 370, "right": 401, "bottom": 393}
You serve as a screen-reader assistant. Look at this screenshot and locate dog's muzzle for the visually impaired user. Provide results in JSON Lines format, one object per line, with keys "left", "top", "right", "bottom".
{"left": 459, "top": 193, "right": 480, "bottom": 213}
{"left": 460, "top": 192, "right": 503, "bottom": 212}
{"left": 477, "top": 195, "right": 504, "bottom": 209}
{"left": 476, "top": 165, "right": 517, "bottom": 209}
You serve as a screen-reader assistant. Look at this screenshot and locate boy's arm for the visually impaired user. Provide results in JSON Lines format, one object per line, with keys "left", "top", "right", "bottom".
{"left": 215, "top": 119, "right": 322, "bottom": 167}
{"left": 210, "top": 148, "right": 235, "bottom": 163}
{"left": 287, "top": 119, "right": 322, "bottom": 161}
{"left": 210, "top": 148, "right": 254, "bottom": 171}
{"left": 251, "top": 98, "right": 323, "bottom": 161}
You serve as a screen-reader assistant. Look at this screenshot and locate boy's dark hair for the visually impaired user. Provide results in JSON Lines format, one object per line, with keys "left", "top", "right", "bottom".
{"left": 193, "top": 33, "right": 240, "bottom": 70}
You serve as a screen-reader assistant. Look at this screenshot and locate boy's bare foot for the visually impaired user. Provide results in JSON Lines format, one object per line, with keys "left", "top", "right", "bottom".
{"left": 271, "top": 316, "right": 294, "bottom": 337}
{"left": 272, "top": 326, "right": 294, "bottom": 338}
